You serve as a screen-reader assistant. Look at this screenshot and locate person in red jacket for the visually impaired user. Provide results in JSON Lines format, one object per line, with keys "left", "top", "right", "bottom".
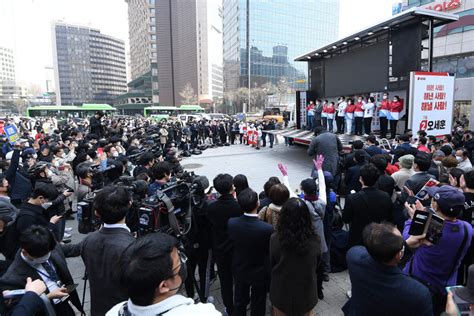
{"left": 389, "top": 96, "right": 403, "bottom": 139}
{"left": 354, "top": 97, "right": 364, "bottom": 136}
{"left": 326, "top": 101, "right": 336, "bottom": 133}
{"left": 377, "top": 92, "right": 390, "bottom": 139}
{"left": 344, "top": 98, "right": 355, "bottom": 135}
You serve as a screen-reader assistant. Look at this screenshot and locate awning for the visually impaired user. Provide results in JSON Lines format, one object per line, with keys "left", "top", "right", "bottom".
{"left": 295, "top": 7, "right": 458, "bottom": 62}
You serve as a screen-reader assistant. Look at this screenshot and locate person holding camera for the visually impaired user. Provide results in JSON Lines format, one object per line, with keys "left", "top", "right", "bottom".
{"left": 0, "top": 225, "right": 84, "bottom": 315}
{"left": 404, "top": 185, "right": 473, "bottom": 315}
{"left": 106, "top": 232, "right": 220, "bottom": 315}
{"left": 80, "top": 186, "right": 135, "bottom": 316}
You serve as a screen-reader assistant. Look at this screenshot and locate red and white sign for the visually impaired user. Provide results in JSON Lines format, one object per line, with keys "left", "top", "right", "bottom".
{"left": 408, "top": 72, "right": 455, "bottom": 136}
{"left": 424, "top": 0, "right": 461, "bottom": 12}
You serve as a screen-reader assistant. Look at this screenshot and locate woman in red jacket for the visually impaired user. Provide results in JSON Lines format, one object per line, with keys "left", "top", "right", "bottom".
{"left": 326, "top": 101, "right": 335, "bottom": 133}
{"left": 389, "top": 96, "right": 403, "bottom": 139}
{"left": 321, "top": 100, "right": 328, "bottom": 130}
{"left": 354, "top": 97, "right": 364, "bottom": 136}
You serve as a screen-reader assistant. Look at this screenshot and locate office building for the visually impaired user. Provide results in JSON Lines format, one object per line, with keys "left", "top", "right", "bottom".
{"left": 154, "top": 0, "right": 224, "bottom": 106}
{"left": 223, "top": 0, "right": 340, "bottom": 94}
{"left": 402, "top": 0, "right": 474, "bottom": 127}
{"left": 0, "top": 46, "right": 23, "bottom": 110}
{"left": 52, "top": 21, "right": 127, "bottom": 105}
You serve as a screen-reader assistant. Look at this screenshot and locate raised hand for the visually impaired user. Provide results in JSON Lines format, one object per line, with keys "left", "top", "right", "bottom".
{"left": 314, "top": 155, "right": 324, "bottom": 171}
{"left": 278, "top": 162, "right": 288, "bottom": 177}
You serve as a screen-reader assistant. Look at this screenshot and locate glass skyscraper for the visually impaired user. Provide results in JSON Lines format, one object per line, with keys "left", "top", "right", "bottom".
{"left": 223, "top": 0, "right": 340, "bottom": 93}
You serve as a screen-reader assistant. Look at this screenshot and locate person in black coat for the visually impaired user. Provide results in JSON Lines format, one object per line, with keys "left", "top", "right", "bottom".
{"left": 16, "top": 184, "right": 62, "bottom": 237}
{"left": 206, "top": 174, "right": 243, "bottom": 315}
{"left": 0, "top": 226, "right": 84, "bottom": 315}
{"left": 228, "top": 188, "right": 273, "bottom": 316}
{"left": 270, "top": 197, "right": 321, "bottom": 316}
{"left": 342, "top": 163, "right": 392, "bottom": 247}
{"left": 80, "top": 186, "right": 135, "bottom": 316}
{"left": 89, "top": 112, "right": 104, "bottom": 138}
{"left": 345, "top": 150, "right": 367, "bottom": 193}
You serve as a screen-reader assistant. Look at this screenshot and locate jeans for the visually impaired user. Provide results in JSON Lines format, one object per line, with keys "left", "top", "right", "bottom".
{"left": 327, "top": 118, "right": 334, "bottom": 132}
{"left": 345, "top": 118, "right": 353, "bottom": 134}
{"left": 268, "top": 133, "right": 274, "bottom": 148}
{"left": 307, "top": 115, "right": 314, "bottom": 130}
{"left": 322, "top": 117, "right": 328, "bottom": 129}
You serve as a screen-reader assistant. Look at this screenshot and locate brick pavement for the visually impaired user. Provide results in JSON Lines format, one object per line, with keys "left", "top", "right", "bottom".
{"left": 67, "top": 140, "right": 350, "bottom": 315}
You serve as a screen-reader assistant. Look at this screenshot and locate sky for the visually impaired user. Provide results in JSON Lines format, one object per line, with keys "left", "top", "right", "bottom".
{"left": 0, "top": 0, "right": 393, "bottom": 91}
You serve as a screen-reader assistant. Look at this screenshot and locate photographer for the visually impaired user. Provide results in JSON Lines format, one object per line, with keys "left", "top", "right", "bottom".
{"left": 404, "top": 186, "right": 473, "bottom": 315}
{"left": 106, "top": 232, "right": 220, "bottom": 316}
{"left": 80, "top": 186, "right": 135, "bottom": 316}
{"left": 90, "top": 112, "right": 105, "bottom": 138}
{"left": 148, "top": 161, "right": 172, "bottom": 197}
{"left": 132, "top": 152, "right": 155, "bottom": 178}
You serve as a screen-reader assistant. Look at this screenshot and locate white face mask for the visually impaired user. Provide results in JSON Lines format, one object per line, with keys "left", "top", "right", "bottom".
{"left": 383, "top": 96, "right": 388, "bottom": 100}
{"left": 29, "top": 251, "right": 51, "bottom": 265}
{"left": 112, "top": 151, "right": 119, "bottom": 157}
{"left": 456, "top": 156, "right": 463, "bottom": 162}
{"left": 61, "top": 153, "right": 66, "bottom": 158}
{"left": 41, "top": 202, "right": 52, "bottom": 210}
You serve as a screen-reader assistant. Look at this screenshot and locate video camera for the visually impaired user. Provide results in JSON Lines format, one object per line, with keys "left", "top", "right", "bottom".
{"left": 137, "top": 172, "right": 209, "bottom": 238}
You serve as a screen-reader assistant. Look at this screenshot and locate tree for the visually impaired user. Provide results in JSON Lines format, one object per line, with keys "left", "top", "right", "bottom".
{"left": 276, "top": 77, "right": 289, "bottom": 107}
{"left": 179, "top": 82, "right": 198, "bottom": 105}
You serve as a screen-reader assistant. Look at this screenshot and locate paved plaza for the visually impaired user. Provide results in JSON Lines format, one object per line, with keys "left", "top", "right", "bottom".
{"left": 68, "top": 140, "right": 350, "bottom": 315}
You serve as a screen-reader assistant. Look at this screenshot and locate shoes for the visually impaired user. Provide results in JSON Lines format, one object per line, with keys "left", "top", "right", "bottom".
{"left": 65, "top": 227, "right": 73, "bottom": 233}
{"left": 61, "top": 239, "right": 71, "bottom": 244}
{"left": 63, "top": 233, "right": 72, "bottom": 239}
{"left": 318, "top": 289, "right": 324, "bottom": 300}
{"left": 363, "top": 134, "right": 369, "bottom": 137}
{"left": 323, "top": 274, "right": 329, "bottom": 282}
{"left": 346, "top": 290, "right": 352, "bottom": 298}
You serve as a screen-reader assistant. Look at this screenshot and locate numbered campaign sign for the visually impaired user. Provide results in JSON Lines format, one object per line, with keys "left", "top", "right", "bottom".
{"left": 408, "top": 72, "right": 455, "bottom": 136}
{"left": 4, "top": 124, "right": 19, "bottom": 144}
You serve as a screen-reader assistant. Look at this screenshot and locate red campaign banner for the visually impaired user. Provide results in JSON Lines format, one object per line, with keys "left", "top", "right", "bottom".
{"left": 247, "top": 130, "right": 256, "bottom": 146}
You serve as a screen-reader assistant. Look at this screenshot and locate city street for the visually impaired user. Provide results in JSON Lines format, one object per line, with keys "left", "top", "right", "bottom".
{"left": 67, "top": 140, "right": 350, "bottom": 315}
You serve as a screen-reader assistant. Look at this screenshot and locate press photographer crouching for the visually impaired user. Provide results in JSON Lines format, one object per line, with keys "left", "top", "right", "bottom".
{"left": 80, "top": 186, "right": 135, "bottom": 316}
{"left": 106, "top": 232, "right": 220, "bottom": 316}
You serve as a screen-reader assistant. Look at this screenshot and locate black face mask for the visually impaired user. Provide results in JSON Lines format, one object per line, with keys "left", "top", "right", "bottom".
{"left": 168, "top": 261, "right": 187, "bottom": 292}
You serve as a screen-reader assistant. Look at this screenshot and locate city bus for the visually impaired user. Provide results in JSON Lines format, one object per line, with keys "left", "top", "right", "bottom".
{"left": 26, "top": 104, "right": 116, "bottom": 118}
{"left": 178, "top": 104, "right": 205, "bottom": 114}
{"left": 143, "top": 106, "right": 179, "bottom": 121}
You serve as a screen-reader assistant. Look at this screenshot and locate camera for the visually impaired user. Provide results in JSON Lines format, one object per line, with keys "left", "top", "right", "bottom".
{"left": 77, "top": 191, "right": 101, "bottom": 234}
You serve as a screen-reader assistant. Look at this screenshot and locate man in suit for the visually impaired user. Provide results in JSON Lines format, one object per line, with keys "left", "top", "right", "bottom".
{"left": 364, "top": 135, "right": 383, "bottom": 157}
{"left": 80, "top": 186, "right": 135, "bottom": 316}
{"left": 342, "top": 163, "right": 392, "bottom": 247}
{"left": 206, "top": 174, "right": 243, "bottom": 315}
{"left": 345, "top": 150, "right": 367, "bottom": 193}
{"left": 308, "top": 127, "right": 343, "bottom": 177}
{"left": 228, "top": 188, "right": 274, "bottom": 316}
{"left": 0, "top": 225, "right": 84, "bottom": 315}
{"left": 343, "top": 222, "right": 433, "bottom": 316}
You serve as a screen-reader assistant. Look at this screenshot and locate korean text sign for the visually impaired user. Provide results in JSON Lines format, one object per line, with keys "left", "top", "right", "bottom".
{"left": 409, "top": 72, "right": 454, "bottom": 136}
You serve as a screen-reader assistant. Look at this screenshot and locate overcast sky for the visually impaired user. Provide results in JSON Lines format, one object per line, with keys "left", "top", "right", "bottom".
{"left": 0, "top": 0, "right": 393, "bottom": 91}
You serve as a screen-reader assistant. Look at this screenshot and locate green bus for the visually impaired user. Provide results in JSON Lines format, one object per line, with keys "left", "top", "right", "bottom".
{"left": 26, "top": 104, "right": 116, "bottom": 118}
{"left": 143, "top": 106, "right": 179, "bottom": 121}
{"left": 143, "top": 105, "right": 205, "bottom": 121}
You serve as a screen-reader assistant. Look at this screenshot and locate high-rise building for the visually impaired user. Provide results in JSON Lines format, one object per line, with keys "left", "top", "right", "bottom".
{"left": 223, "top": 0, "right": 340, "bottom": 93}
{"left": 153, "top": 0, "right": 224, "bottom": 106}
{"left": 401, "top": 0, "right": 474, "bottom": 127}
{"left": 0, "top": 47, "right": 15, "bottom": 83}
{"left": 52, "top": 21, "right": 127, "bottom": 105}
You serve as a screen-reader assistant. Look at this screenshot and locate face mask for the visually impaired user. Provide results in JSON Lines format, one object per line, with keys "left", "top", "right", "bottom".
{"left": 41, "top": 202, "right": 52, "bottom": 210}
{"left": 456, "top": 156, "right": 463, "bottom": 162}
{"left": 112, "top": 151, "right": 119, "bottom": 157}
{"left": 383, "top": 96, "right": 387, "bottom": 100}
{"left": 29, "top": 251, "right": 51, "bottom": 265}
{"left": 61, "top": 153, "right": 66, "bottom": 158}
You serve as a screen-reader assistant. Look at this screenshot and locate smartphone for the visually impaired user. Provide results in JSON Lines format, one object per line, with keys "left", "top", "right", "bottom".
{"left": 65, "top": 284, "right": 78, "bottom": 293}
{"left": 426, "top": 213, "right": 444, "bottom": 244}
{"left": 446, "top": 286, "right": 470, "bottom": 315}
{"left": 408, "top": 210, "right": 430, "bottom": 236}
{"left": 3, "top": 289, "right": 26, "bottom": 299}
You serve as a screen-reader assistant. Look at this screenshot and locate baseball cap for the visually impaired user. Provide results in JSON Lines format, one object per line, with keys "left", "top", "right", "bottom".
{"left": 426, "top": 185, "right": 465, "bottom": 215}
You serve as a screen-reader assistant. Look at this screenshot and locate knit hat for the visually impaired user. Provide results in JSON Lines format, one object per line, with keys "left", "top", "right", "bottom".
{"left": 399, "top": 154, "right": 414, "bottom": 169}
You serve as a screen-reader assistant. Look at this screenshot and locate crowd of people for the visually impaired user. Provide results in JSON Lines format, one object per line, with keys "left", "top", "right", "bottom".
{"left": 0, "top": 109, "right": 473, "bottom": 316}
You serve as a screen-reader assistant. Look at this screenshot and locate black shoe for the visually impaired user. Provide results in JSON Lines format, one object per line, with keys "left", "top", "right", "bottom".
{"left": 323, "top": 274, "right": 329, "bottom": 282}
{"left": 318, "top": 289, "right": 324, "bottom": 300}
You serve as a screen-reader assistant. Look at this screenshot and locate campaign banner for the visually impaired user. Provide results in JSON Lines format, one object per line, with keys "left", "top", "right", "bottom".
{"left": 4, "top": 124, "right": 19, "bottom": 144}
{"left": 408, "top": 72, "right": 455, "bottom": 136}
